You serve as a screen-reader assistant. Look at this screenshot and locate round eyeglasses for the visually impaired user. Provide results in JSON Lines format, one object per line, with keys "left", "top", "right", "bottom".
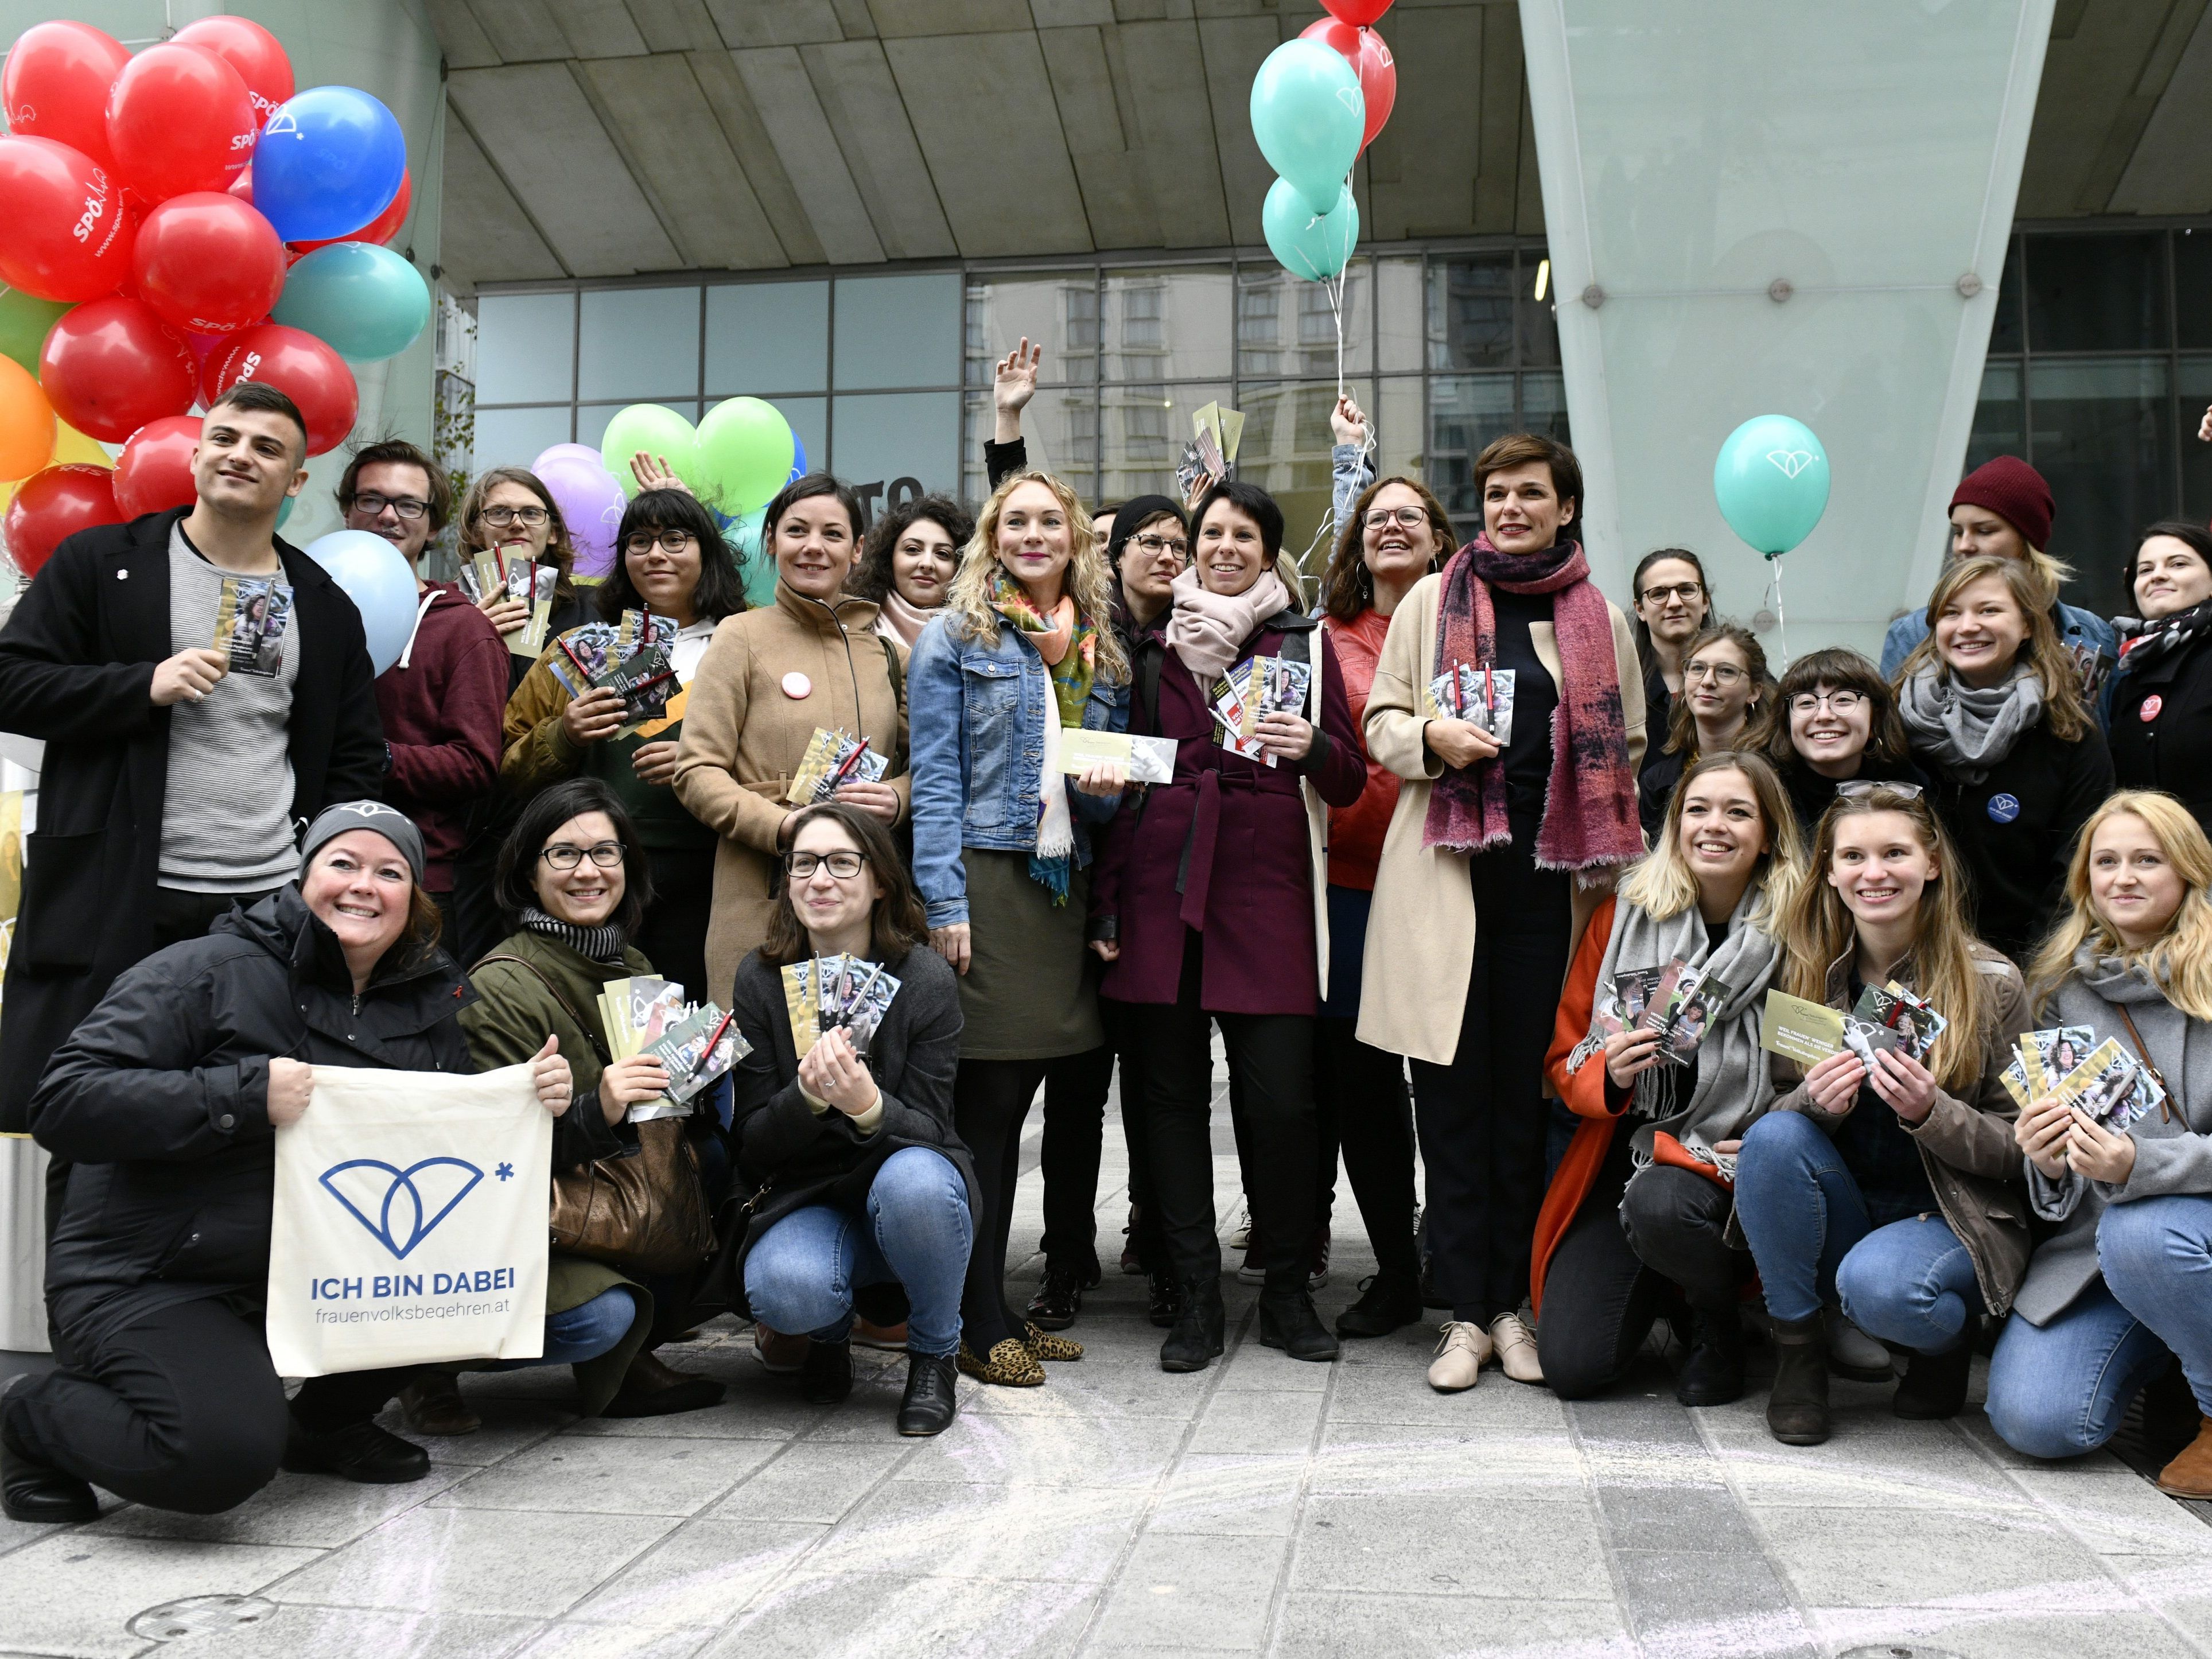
{"left": 540, "top": 841, "right": 625, "bottom": 871}
{"left": 624, "top": 530, "right": 697, "bottom": 556}
{"left": 1790, "top": 689, "right": 1867, "bottom": 716}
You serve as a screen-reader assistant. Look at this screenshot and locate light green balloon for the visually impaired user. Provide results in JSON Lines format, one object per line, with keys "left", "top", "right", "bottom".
{"left": 697, "top": 397, "right": 795, "bottom": 516}
{"left": 0, "top": 288, "right": 71, "bottom": 376}
{"left": 730, "top": 507, "right": 775, "bottom": 607}
{"left": 600, "top": 404, "right": 701, "bottom": 500}
{"left": 1262, "top": 177, "right": 1358, "bottom": 281}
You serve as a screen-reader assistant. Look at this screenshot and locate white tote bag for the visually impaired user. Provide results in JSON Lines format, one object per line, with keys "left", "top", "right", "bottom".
{"left": 265, "top": 1061, "right": 551, "bottom": 1378}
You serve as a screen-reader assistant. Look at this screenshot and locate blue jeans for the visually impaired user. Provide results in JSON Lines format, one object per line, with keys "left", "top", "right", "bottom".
{"left": 489, "top": 1287, "right": 639, "bottom": 1370}
{"left": 2100, "top": 1194, "right": 2212, "bottom": 1418}
{"left": 744, "top": 1148, "right": 973, "bottom": 1358}
{"left": 1987, "top": 1277, "right": 2170, "bottom": 1459}
{"left": 1836, "top": 1215, "right": 1985, "bottom": 1356}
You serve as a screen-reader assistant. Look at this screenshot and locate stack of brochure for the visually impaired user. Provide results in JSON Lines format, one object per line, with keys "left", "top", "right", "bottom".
{"left": 1599, "top": 958, "right": 1731, "bottom": 1066}
{"left": 1210, "top": 654, "right": 1312, "bottom": 766}
{"left": 548, "top": 610, "right": 678, "bottom": 734}
{"left": 212, "top": 575, "right": 296, "bottom": 678}
{"left": 459, "top": 550, "right": 558, "bottom": 656}
{"left": 780, "top": 954, "right": 902, "bottom": 1059}
{"left": 2002, "top": 1026, "right": 2164, "bottom": 1130}
{"left": 1426, "top": 661, "right": 1515, "bottom": 743}
{"left": 596, "top": 974, "right": 747, "bottom": 1120}
{"left": 787, "top": 728, "right": 890, "bottom": 805}
{"left": 1759, "top": 981, "right": 1947, "bottom": 1071}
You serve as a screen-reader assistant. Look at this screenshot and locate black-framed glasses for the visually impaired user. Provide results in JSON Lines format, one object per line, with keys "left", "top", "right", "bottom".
{"left": 1639, "top": 581, "right": 1705, "bottom": 605}
{"left": 1131, "top": 533, "right": 1190, "bottom": 562}
{"left": 789, "top": 849, "right": 869, "bottom": 879}
{"left": 1789, "top": 689, "right": 1868, "bottom": 716}
{"left": 540, "top": 841, "right": 625, "bottom": 871}
{"left": 352, "top": 491, "right": 428, "bottom": 520}
{"left": 624, "top": 529, "right": 696, "bottom": 556}
{"left": 1836, "top": 780, "right": 1924, "bottom": 801}
{"left": 480, "top": 504, "right": 549, "bottom": 528}
{"left": 1363, "top": 506, "right": 1431, "bottom": 530}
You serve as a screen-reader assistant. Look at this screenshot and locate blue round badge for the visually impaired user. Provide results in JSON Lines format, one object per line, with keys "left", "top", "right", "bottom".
{"left": 1987, "top": 792, "right": 2021, "bottom": 824}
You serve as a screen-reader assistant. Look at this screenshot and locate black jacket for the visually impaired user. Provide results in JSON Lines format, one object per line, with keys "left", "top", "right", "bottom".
{"left": 2108, "top": 632, "right": 2212, "bottom": 838}
{"left": 31, "top": 887, "right": 472, "bottom": 1353}
{"left": 1919, "top": 720, "right": 2114, "bottom": 966}
{"left": 0, "top": 508, "right": 387, "bottom": 1129}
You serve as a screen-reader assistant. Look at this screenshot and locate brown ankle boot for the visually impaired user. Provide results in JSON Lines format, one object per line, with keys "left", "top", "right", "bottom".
{"left": 2158, "top": 1416, "right": 2212, "bottom": 1498}
{"left": 398, "top": 1372, "right": 480, "bottom": 1436}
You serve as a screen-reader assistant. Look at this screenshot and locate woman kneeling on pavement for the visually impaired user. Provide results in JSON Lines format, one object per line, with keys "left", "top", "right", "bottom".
{"left": 1991, "top": 791, "right": 2212, "bottom": 1494}
{"left": 2, "top": 805, "right": 581, "bottom": 1522}
{"left": 1536, "top": 752, "right": 1801, "bottom": 1405}
{"left": 727, "top": 802, "right": 974, "bottom": 1436}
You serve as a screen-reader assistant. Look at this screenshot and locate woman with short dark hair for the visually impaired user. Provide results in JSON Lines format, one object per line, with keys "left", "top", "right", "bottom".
{"left": 1760, "top": 646, "right": 1926, "bottom": 844}
{"left": 1628, "top": 549, "right": 1712, "bottom": 760}
{"left": 849, "top": 495, "right": 975, "bottom": 650}
{"left": 2109, "top": 521, "right": 2212, "bottom": 836}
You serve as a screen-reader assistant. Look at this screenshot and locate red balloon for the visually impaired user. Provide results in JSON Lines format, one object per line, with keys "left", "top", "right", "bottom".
{"left": 104, "top": 43, "right": 258, "bottom": 204}
{"left": 1300, "top": 18, "right": 1397, "bottom": 153}
{"left": 114, "top": 414, "right": 203, "bottom": 518}
{"left": 2, "top": 22, "right": 130, "bottom": 173}
{"left": 37, "top": 296, "right": 198, "bottom": 444}
{"left": 290, "top": 168, "right": 413, "bottom": 254}
{"left": 131, "top": 192, "right": 286, "bottom": 336}
{"left": 205, "top": 325, "right": 357, "bottom": 456}
{"left": 0, "top": 135, "right": 134, "bottom": 302}
{"left": 1319, "top": 0, "right": 1393, "bottom": 24}
{"left": 4, "top": 462, "right": 122, "bottom": 577}
{"left": 171, "top": 16, "right": 294, "bottom": 124}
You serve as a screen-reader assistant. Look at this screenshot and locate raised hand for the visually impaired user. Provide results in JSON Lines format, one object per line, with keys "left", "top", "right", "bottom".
{"left": 1331, "top": 394, "right": 1368, "bottom": 449}
{"left": 994, "top": 338, "right": 1041, "bottom": 442}
{"left": 629, "top": 452, "right": 692, "bottom": 496}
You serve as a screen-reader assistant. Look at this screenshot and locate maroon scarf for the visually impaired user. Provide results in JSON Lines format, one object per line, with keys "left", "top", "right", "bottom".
{"left": 1421, "top": 535, "right": 1642, "bottom": 874}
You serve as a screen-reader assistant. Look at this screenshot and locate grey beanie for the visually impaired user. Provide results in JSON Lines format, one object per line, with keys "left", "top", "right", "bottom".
{"left": 299, "top": 801, "right": 426, "bottom": 886}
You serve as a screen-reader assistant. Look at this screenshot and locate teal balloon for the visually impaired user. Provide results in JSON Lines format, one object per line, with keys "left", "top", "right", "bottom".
{"left": 1713, "top": 414, "right": 1830, "bottom": 558}
{"left": 271, "top": 243, "right": 431, "bottom": 362}
{"left": 697, "top": 395, "right": 794, "bottom": 516}
{"left": 1250, "top": 40, "right": 1364, "bottom": 216}
{"left": 730, "top": 506, "right": 775, "bottom": 607}
{"left": 600, "top": 404, "right": 701, "bottom": 499}
{"left": 1263, "top": 178, "right": 1358, "bottom": 281}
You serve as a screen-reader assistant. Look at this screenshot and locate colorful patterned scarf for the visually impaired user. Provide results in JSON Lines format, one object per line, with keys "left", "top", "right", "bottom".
{"left": 991, "top": 568, "right": 1099, "bottom": 900}
{"left": 1421, "top": 535, "right": 1642, "bottom": 876}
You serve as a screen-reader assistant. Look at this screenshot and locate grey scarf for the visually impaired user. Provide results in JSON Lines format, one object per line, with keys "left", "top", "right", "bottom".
{"left": 1565, "top": 887, "right": 1785, "bottom": 1163}
{"left": 1895, "top": 661, "right": 2043, "bottom": 785}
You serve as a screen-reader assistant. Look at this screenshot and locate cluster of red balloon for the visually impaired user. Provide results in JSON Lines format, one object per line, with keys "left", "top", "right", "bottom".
{"left": 0, "top": 17, "right": 425, "bottom": 579}
{"left": 1253, "top": 0, "right": 1400, "bottom": 283}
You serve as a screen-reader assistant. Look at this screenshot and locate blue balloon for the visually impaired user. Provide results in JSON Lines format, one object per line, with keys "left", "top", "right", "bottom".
{"left": 1250, "top": 41, "right": 1364, "bottom": 216}
{"left": 1263, "top": 177, "right": 1358, "bottom": 281}
{"left": 271, "top": 242, "right": 431, "bottom": 361}
{"left": 275, "top": 494, "right": 294, "bottom": 532}
{"left": 254, "top": 87, "right": 407, "bottom": 244}
{"left": 301, "top": 529, "right": 418, "bottom": 675}
{"left": 1713, "top": 415, "right": 1830, "bottom": 558}
{"left": 788, "top": 430, "right": 807, "bottom": 486}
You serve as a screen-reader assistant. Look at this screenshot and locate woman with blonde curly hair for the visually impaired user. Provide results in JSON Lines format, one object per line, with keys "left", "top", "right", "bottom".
{"left": 908, "top": 468, "right": 1130, "bottom": 1386}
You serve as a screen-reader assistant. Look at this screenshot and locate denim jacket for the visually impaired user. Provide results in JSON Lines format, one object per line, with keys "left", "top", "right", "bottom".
{"left": 908, "top": 610, "right": 1130, "bottom": 928}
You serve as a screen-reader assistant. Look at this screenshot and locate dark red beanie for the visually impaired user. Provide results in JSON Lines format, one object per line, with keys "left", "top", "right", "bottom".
{"left": 1949, "top": 456, "right": 2053, "bottom": 551}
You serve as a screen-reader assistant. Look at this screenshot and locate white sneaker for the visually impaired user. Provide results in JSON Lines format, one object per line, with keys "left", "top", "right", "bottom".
{"left": 1490, "top": 1311, "right": 1544, "bottom": 1385}
{"left": 1227, "top": 1201, "right": 1253, "bottom": 1252}
{"left": 1824, "top": 1307, "right": 1896, "bottom": 1381}
{"left": 1427, "top": 1320, "right": 1492, "bottom": 1392}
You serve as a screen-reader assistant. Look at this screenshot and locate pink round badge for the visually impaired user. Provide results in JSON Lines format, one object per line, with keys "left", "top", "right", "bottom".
{"left": 782, "top": 671, "right": 811, "bottom": 700}
{"left": 2140, "top": 694, "right": 2162, "bottom": 721}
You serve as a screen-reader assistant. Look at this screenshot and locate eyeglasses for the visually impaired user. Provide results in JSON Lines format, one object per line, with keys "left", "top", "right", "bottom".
{"left": 789, "top": 849, "right": 869, "bottom": 879}
{"left": 352, "top": 492, "right": 428, "bottom": 520}
{"left": 624, "top": 530, "right": 696, "bottom": 556}
{"left": 1836, "top": 780, "right": 1924, "bottom": 801}
{"left": 540, "top": 841, "right": 625, "bottom": 871}
{"left": 1640, "top": 581, "right": 1704, "bottom": 605}
{"left": 1684, "top": 661, "right": 1746, "bottom": 685}
{"left": 1363, "top": 506, "right": 1432, "bottom": 530}
{"left": 480, "top": 504, "right": 549, "bottom": 529}
{"left": 1130, "top": 533, "right": 1190, "bottom": 562}
{"left": 1789, "top": 689, "right": 1868, "bottom": 716}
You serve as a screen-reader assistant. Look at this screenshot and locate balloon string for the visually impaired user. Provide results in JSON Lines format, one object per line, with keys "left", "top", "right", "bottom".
{"left": 1769, "top": 556, "right": 1789, "bottom": 666}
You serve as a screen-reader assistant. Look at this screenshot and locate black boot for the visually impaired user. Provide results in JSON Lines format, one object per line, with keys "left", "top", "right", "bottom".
{"left": 1893, "top": 1343, "right": 1972, "bottom": 1421}
{"left": 802, "top": 1339, "right": 854, "bottom": 1405}
{"left": 1160, "top": 1275, "right": 1226, "bottom": 1373}
{"left": 1, "top": 1397, "right": 98, "bottom": 1525}
{"left": 1335, "top": 1273, "right": 1424, "bottom": 1339}
{"left": 1024, "top": 1264, "right": 1084, "bottom": 1331}
{"left": 1258, "top": 1287, "right": 1340, "bottom": 1362}
{"left": 1146, "top": 1269, "right": 1183, "bottom": 1330}
{"left": 896, "top": 1351, "right": 958, "bottom": 1436}
{"left": 281, "top": 1416, "right": 431, "bottom": 1485}
{"left": 1675, "top": 1308, "right": 1747, "bottom": 1408}
{"left": 1766, "top": 1314, "right": 1830, "bottom": 1446}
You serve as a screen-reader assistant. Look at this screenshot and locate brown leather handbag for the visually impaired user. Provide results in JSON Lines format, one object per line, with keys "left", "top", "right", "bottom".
{"left": 477, "top": 954, "right": 715, "bottom": 1276}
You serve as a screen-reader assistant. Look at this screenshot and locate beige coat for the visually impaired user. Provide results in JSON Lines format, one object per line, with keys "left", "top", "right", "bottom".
{"left": 671, "top": 581, "right": 909, "bottom": 996}
{"left": 1356, "top": 570, "right": 1645, "bottom": 1064}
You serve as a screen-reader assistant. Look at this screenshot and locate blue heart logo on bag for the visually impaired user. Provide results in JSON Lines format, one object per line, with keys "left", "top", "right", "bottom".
{"left": 1986, "top": 792, "right": 2021, "bottom": 825}
{"left": 319, "top": 1157, "right": 485, "bottom": 1260}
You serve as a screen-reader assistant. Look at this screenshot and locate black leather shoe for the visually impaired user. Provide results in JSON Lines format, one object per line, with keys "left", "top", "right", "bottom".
{"left": 1675, "top": 1308, "right": 1747, "bottom": 1408}
{"left": 1335, "top": 1273, "right": 1423, "bottom": 1339}
{"left": 1, "top": 1407, "right": 98, "bottom": 1525}
{"left": 281, "top": 1417, "right": 430, "bottom": 1485}
{"left": 1024, "top": 1264, "right": 1084, "bottom": 1331}
{"left": 1160, "top": 1275, "right": 1226, "bottom": 1373}
{"left": 1894, "top": 1343, "right": 1972, "bottom": 1420}
{"left": 1258, "top": 1288, "right": 1340, "bottom": 1362}
{"left": 802, "top": 1339, "right": 854, "bottom": 1405}
{"left": 1766, "top": 1314, "right": 1830, "bottom": 1446}
{"left": 896, "top": 1352, "right": 959, "bottom": 1436}
{"left": 1146, "top": 1269, "right": 1183, "bottom": 1330}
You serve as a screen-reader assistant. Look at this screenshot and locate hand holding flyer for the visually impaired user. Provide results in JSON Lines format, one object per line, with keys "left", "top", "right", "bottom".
{"left": 788, "top": 728, "right": 892, "bottom": 805}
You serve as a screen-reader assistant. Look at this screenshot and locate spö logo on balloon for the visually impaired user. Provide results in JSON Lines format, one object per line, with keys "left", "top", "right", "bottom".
{"left": 319, "top": 1157, "right": 484, "bottom": 1261}
{"left": 1766, "top": 450, "right": 1816, "bottom": 479}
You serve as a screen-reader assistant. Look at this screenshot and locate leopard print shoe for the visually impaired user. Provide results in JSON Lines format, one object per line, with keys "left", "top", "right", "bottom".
{"left": 1024, "top": 1322, "right": 1084, "bottom": 1363}
{"left": 957, "top": 1337, "right": 1044, "bottom": 1387}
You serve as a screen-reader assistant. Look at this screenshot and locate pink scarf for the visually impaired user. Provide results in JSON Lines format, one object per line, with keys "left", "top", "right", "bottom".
{"left": 874, "top": 589, "right": 940, "bottom": 649}
{"left": 1422, "top": 536, "right": 1642, "bottom": 875}
{"left": 1166, "top": 564, "right": 1291, "bottom": 691}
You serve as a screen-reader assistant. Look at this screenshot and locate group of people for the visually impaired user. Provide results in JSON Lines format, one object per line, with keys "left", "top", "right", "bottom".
{"left": 1, "top": 354, "right": 2209, "bottom": 1530}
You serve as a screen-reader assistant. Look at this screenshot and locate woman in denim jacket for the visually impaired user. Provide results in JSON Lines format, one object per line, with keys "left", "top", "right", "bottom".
{"left": 908, "top": 469, "right": 1131, "bottom": 1386}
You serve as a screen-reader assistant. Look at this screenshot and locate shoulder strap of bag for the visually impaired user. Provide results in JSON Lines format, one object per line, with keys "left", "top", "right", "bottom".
{"left": 476, "top": 952, "right": 612, "bottom": 1068}
{"left": 2111, "top": 1001, "right": 2175, "bottom": 1121}
{"left": 879, "top": 631, "right": 906, "bottom": 712}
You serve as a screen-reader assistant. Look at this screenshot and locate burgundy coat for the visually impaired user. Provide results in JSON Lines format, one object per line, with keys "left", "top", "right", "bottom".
{"left": 1093, "top": 612, "right": 1364, "bottom": 1016}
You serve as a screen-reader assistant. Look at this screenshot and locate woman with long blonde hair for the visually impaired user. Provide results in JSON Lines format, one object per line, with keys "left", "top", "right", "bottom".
{"left": 908, "top": 468, "right": 1129, "bottom": 1387}
{"left": 1734, "top": 783, "right": 2031, "bottom": 1446}
{"left": 1992, "top": 791, "right": 2212, "bottom": 1494}
{"left": 1895, "top": 553, "right": 2113, "bottom": 965}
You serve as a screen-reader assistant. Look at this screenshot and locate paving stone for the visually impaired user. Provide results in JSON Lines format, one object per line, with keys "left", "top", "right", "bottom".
{"left": 1308, "top": 1419, "right": 1585, "bottom": 1499}
{"left": 564, "top": 1518, "right": 829, "bottom": 1628}
{"left": 890, "top": 1408, "right": 1190, "bottom": 1489}
{"left": 695, "top": 1569, "right": 1098, "bottom": 1658}
{"left": 88, "top": 1463, "right": 472, "bottom": 1549}
{"left": 1146, "top": 1454, "right": 1308, "bottom": 1539}
{"left": 1807, "top": 1604, "right": 2202, "bottom": 1659}
{"left": 806, "top": 1479, "right": 1149, "bottom": 1584}
{"left": 1290, "top": 1491, "right": 1611, "bottom": 1601}
{"left": 703, "top": 1442, "right": 911, "bottom": 1524}
{"left": 1610, "top": 1549, "right": 1819, "bottom": 1658}
{"left": 1752, "top": 1502, "right": 2090, "bottom": 1609}
{"left": 508, "top": 1623, "right": 717, "bottom": 1659}
{"left": 0, "top": 1532, "right": 320, "bottom": 1659}
{"left": 157, "top": 1603, "right": 537, "bottom": 1659}
{"left": 1268, "top": 1588, "right": 1634, "bottom": 1656}
{"left": 1188, "top": 1388, "right": 1325, "bottom": 1456}
{"left": 1093, "top": 1530, "right": 1289, "bottom": 1650}
{"left": 431, "top": 1433, "right": 774, "bottom": 1517}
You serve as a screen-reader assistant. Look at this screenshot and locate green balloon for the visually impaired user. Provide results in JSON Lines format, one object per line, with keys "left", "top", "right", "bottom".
{"left": 730, "top": 507, "right": 775, "bottom": 606}
{"left": 1263, "top": 177, "right": 1358, "bottom": 281}
{"left": 0, "top": 287, "right": 71, "bottom": 376}
{"left": 600, "top": 404, "right": 701, "bottom": 500}
{"left": 697, "top": 397, "right": 795, "bottom": 516}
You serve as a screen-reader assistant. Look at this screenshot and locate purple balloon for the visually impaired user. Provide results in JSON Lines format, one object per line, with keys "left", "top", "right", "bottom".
{"left": 532, "top": 443, "right": 602, "bottom": 473}
{"left": 534, "top": 452, "right": 625, "bottom": 578}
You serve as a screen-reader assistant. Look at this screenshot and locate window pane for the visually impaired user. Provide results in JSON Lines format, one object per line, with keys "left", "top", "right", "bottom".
{"left": 963, "top": 273, "right": 1096, "bottom": 387}
{"left": 1377, "top": 256, "right": 1423, "bottom": 371}
{"left": 1989, "top": 238, "right": 2023, "bottom": 355}
{"left": 1518, "top": 247, "right": 1560, "bottom": 368}
{"left": 961, "top": 386, "right": 1096, "bottom": 507}
{"left": 1235, "top": 263, "right": 1371, "bottom": 379}
{"left": 1099, "top": 381, "right": 1229, "bottom": 506}
{"left": 2182, "top": 357, "right": 2212, "bottom": 526}
{"left": 472, "top": 404, "right": 573, "bottom": 471}
{"left": 476, "top": 292, "right": 573, "bottom": 405}
{"left": 578, "top": 401, "right": 699, "bottom": 453}
{"left": 1428, "top": 374, "right": 1518, "bottom": 519}
{"left": 2178, "top": 232, "right": 2212, "bottom": 351}
{"left": 1965, "top": 361, "right": 2024, "bottom": 470}
{"left": 706, "top": 282, "right": 828, "bottom": 396}
{"left": 1375, "top": 376, "right": 1426, "bottom": 491}
{"left": 834, "top": 274, "right": 960, "bottom": 391}
{"left": 2027, "top": 356, "right": 2174, "bottom": 617}
{"left": 833, "top": 391, "right": 961, "bottom": 519}
{"left": 578, "top": 287, "right": 699, "bottom": 403}
{"left": 1429, "top": 256, "right": 1514, "bottom": 370}
{"left": 1241, "top": 380, "right": 1374, "bottom": 583}
{"left": 1102, "top": 270, "right": 1231, "bottom": 382}
{"left": 1521, "top": 372, "right": 1571, "bottom": 445}
{"left": 2024, "top": 232, "right": 2168, "bottom": 354}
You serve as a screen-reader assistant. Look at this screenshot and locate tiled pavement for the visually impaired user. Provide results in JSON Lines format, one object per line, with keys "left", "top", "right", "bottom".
{"left": 4, "top": 1102, "right": 2210, "bottom": 1659}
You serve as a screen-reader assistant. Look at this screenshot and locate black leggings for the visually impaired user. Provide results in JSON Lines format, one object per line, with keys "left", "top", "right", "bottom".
{"left": 1315, "top": 1015, "right": 1420, "bottom": 1285}
{"left": 955, "top": 1056, "right": 1050, "bottom": 1350}
{"left": 1037, "top": 998, "right": 1164, "bottom": 1276}
{"left": 7, "top": 1297, "right": 402, "bottom": 1516}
